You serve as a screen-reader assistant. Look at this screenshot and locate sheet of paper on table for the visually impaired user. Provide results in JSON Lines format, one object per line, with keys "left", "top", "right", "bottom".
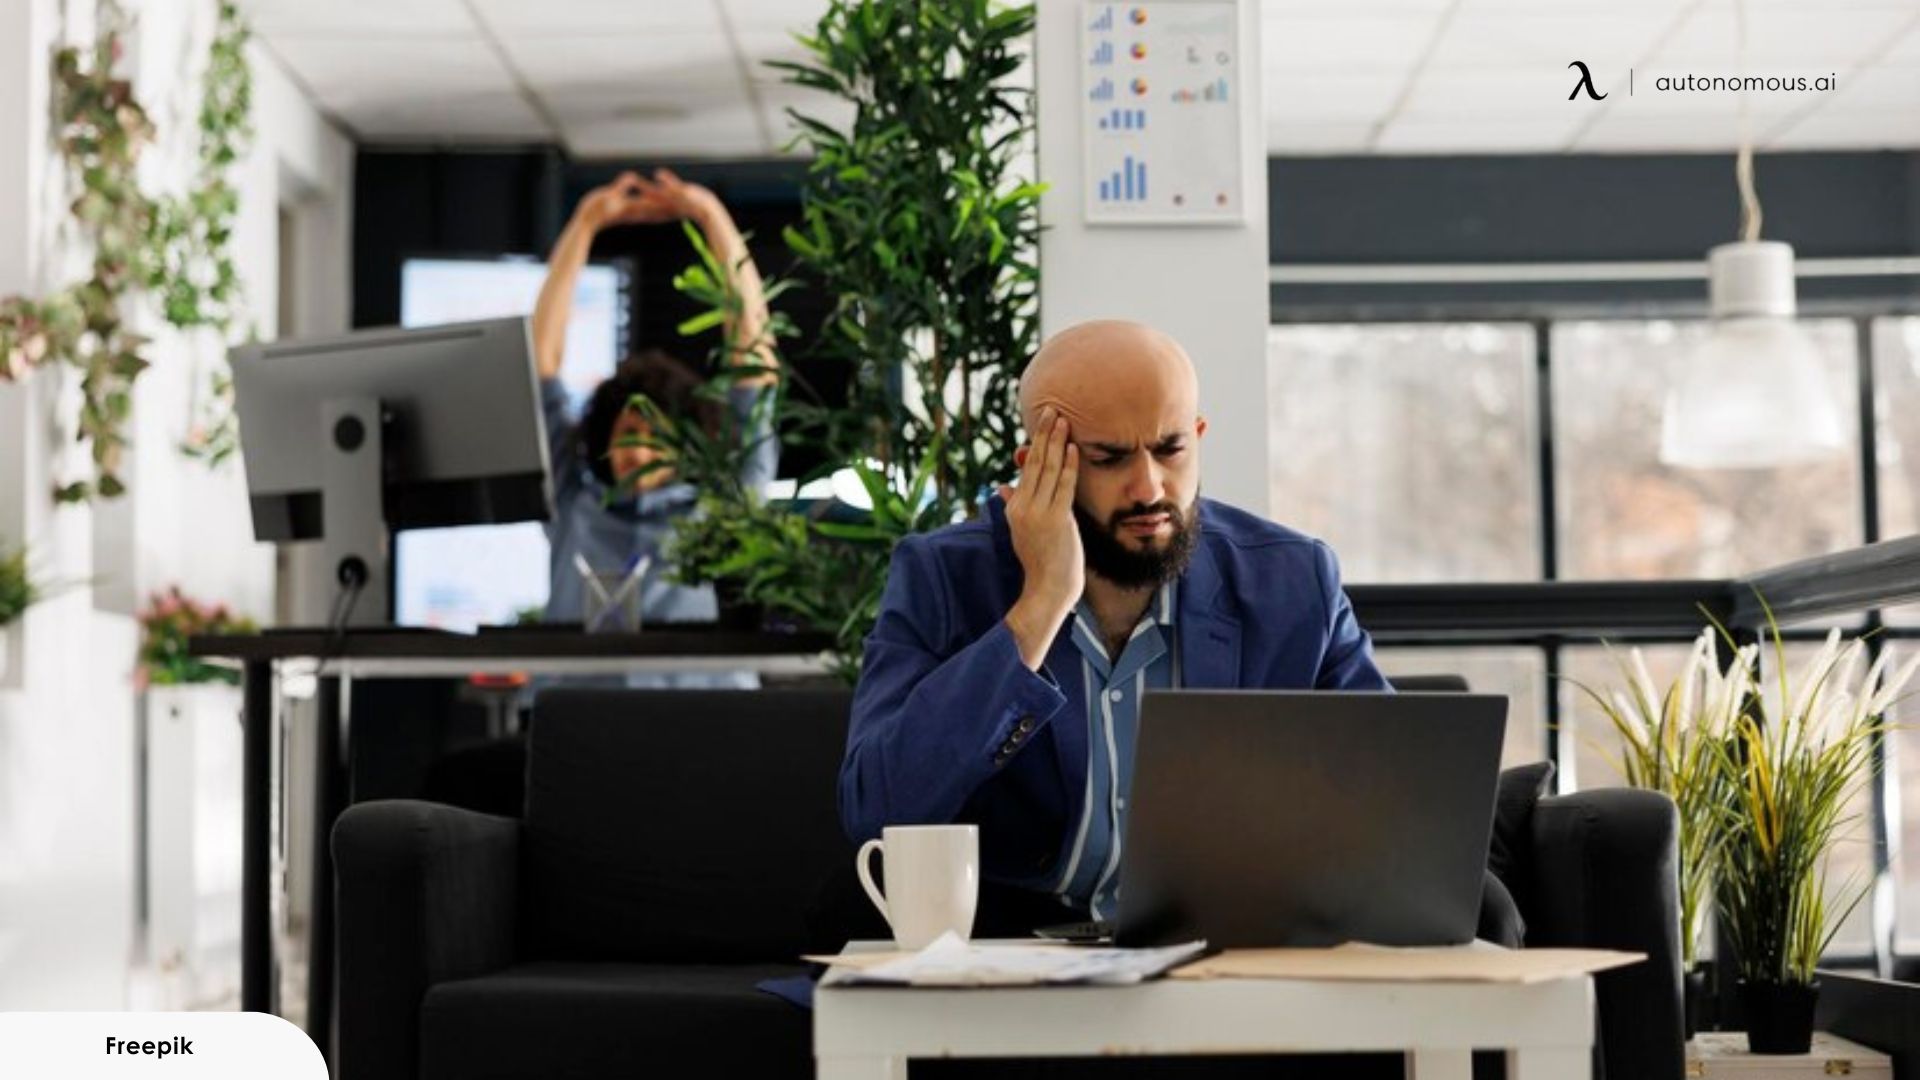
{"left": 809, "top": 932, "right": 1210, "bottom": 987}
{"left": 1169, "top": 943, "right": 1644, "bottom": 984}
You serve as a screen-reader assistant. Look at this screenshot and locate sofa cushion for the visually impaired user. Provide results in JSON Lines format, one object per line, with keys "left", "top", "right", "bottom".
{"left": 1489, "top": 760, "right": 1555, "bottom": 913}
{"left": 524, "top": 688, "right": 855, "bottom": 963}
{"left": 419, "top": 961, "right": 813, "bottom": 1080}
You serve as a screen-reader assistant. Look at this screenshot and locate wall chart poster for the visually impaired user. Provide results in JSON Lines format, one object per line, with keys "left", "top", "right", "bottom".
{"left": 1082, "top": 1, "right": 1244, "bottom": 226}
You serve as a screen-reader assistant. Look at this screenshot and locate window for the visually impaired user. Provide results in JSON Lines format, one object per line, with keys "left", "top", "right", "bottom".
{"left": 1275, "top": 310, "right": 1910, "bottom": 966}
{"left": 1552, "top": 319, "right": 1862, "bottom": 580}
{"left": 1267, "top": 324, "right": 1540, "bottom": 583}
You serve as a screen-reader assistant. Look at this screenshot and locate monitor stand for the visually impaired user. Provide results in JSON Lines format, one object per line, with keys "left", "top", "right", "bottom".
{"left": 319, "top": 397, "right": 391, "bottom": 627}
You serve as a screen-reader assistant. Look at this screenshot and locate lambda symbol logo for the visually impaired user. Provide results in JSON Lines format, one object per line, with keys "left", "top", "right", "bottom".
{"left": 1567, "top": 61, "right": 1607, "bottom": 101}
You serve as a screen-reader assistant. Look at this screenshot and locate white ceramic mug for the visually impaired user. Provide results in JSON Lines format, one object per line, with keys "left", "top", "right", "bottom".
{"left": 855, "top": 824, "right": 980, "bottom": 950}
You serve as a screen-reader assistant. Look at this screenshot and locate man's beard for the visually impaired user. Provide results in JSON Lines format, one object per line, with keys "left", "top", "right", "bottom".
{"left": 1074, "top": 495, "right": 1199, "bottom": 589}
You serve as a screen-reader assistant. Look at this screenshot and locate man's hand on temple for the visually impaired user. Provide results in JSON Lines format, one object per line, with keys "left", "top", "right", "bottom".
{"left": 998, "top": 407, "right": 1084, "bottom": 671}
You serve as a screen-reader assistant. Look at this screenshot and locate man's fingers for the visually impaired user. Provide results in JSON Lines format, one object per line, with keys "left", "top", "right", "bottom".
{"left": 1037, "top": 412, "right": 1070, "bottom": 510}
{"left": 1023, "top": 410, "right": 1054, "bottom": 489}
{"left": 1054, "top": 443, "right": 1078, "bottom": 509}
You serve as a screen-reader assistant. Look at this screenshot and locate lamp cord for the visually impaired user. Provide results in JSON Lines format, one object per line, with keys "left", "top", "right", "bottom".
{"left": 1734, "top": 0, "right": 1763, "bottom": 243}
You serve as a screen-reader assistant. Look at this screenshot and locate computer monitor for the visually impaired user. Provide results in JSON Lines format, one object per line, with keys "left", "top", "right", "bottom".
{"left": 393, "top": 256, "right": 628, "bottom": 629}
{"left": 230, "top": 317, "right": 554, "bottom": 627}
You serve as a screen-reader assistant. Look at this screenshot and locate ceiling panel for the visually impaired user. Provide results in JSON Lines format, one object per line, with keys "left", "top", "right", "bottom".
{"left": 239, "top": 0, "right": 469, "bottom": 37}
{"left": 563, "top": 106, "right": 767, "bottom": 159}
{"left": 470, "top": 0, "right": 722, "bottom": 36}
{"left": 1768, "top": 106, "right": 1920, "bottom": 150}
{"left": 269, "top": 36, "right": 516, "bottom": 104}
{"left": 1399, "top": 67, "right": 1607, "bottom": 121}
{"left": 1653, "top": 6, "right": 1915, "bottom": 66}
{"left": 1375, "top": 116, "right": 1585, "bottom": 153}
{"left": 1265, "top": 120, "right": 1377, "bottom": 155}
{"left": 1265, "top": 71, "right": 1404, "bottom": 122}
{"left": 1425, "top": 10, "right": 1675, "bottom": 70}
{"left": 720, "top": 0, "right": 832, "bottom": 31}
{"left": 346, "top": 90, "right": 553, "bottom": 143}
{"left": 1262, "top": 14, "right": 1448, "bottom": 74}
{"left": 243, "top": 0, "right": 1920, "bottom": 159}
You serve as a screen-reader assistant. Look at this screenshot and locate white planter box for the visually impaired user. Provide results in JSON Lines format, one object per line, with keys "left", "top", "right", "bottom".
{"left": 0, "top": 623, "right": 10, "bottom": 682}
{"left": 143, "top": 683, "right": 245, "bottom": 1008}
{"left": 1687, "top": 1032, "right": 1893, "bottom": 1078}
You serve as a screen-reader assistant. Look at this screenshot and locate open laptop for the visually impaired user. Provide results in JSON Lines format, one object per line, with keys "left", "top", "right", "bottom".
{"left": 1082, "top": 690, "right": 1507, "bottom": 949}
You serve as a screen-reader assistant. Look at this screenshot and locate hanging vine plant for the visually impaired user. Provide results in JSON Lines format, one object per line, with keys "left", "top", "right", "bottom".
{"left": 0, "top": 0, "right": 255, "bottom": 500}
{"left": 151, "top": 0, "right": 253, "bottom": 467}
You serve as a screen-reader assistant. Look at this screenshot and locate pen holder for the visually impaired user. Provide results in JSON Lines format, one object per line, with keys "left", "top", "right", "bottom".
{"left": 580, "top": 557, "right": 648, "bottom": 634}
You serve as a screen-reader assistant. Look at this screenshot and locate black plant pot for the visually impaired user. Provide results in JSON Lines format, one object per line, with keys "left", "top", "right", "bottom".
{"left": 1740, "top": 979, "right": 1819, "bottom": 1054}
{"left": 712, "top": 583, "right": 765, "bottom": 633}
{"left": 1683, "top": 963, "right": 1710, "bottom": 1041}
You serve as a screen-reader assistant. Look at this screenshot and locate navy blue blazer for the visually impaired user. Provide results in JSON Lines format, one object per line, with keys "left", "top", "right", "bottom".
{"left": 840, "top": 495, "right": 1390, "bottom": 892}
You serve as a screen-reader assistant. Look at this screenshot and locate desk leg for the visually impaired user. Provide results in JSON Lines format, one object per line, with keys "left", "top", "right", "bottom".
{"left": 1507, "top": 1047, "right": 1588, "bottom": 1080}
{"left": 241, "top": 659, "right": 275, "bottom": 1014}
{"left": 817, "top": 1057, "right": 906, "bottom": 1080}
{"left": 306, "top": 675, "right": 345, "bottom": 1061}
{"left": 1407, "top": 1049, "right": 1472, "bottom": 1080}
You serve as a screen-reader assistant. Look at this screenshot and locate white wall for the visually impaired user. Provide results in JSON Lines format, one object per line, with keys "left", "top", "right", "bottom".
{"left": 1034, "top": 0, "right": 1271, "bottom": 512}
{"left": 0, "top": 0, "right": 351, "bottom": 1009}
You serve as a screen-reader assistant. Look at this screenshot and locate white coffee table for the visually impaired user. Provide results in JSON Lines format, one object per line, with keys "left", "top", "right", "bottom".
{"left": 813, "top": 942, "right": 1596, "bottom": 1080}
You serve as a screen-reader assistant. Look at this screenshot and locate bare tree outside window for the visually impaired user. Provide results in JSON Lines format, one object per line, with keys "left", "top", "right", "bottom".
{"left": 1552, "top": 319, "right": 1861, "bottom": 580}
{"left": 1267, "top": 324, "right": 1539, "bottom": 583}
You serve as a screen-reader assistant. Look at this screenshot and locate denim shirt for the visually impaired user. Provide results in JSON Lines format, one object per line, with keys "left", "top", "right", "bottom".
{"left": 540, "top": 377, "right": 779, "bottom": 627}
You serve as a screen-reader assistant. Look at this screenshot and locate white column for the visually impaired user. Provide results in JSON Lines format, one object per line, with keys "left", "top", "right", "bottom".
{"left": 1034, "top": 0, "right": 1271, "bottom": 512}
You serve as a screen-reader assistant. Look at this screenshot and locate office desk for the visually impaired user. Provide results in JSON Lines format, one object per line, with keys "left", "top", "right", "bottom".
{"left": 189, "top": 627, "right": 834, "bottom": 1046}
{"left": 816, "top": 942, "right": 1600, "bottom": 1080}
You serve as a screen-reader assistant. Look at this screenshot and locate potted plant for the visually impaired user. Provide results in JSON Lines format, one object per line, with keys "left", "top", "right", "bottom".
{"left": 136, "top": 585, "right": 256, "bottom": 1005}
{"left": 647, "top": 0, "right": 1042, "bottom": 679}
{"left": 1708, "top": 605, "right": 1916, "bottom": 1054}
{"left": 0, "top": 543, "right": 42, "bottom": 681}
{"left": 1572, "top": 627, "right": 1755, "bottom": 1038}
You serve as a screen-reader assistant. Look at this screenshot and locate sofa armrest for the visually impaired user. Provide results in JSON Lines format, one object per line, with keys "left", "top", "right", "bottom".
{"left": 1527, "top": 787, "right": 1683, "bottom": 1080}
{"left": 333, "top": 799, "right": 520, "bottom": 1080}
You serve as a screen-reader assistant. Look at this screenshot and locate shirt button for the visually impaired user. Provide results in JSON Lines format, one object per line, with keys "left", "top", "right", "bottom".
{"left": 1108, "top": 689, "right": 1124, "bottom": 703}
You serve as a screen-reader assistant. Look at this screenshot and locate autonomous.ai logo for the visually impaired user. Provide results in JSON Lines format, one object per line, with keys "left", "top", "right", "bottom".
{"left": 1567, "top": 61, "right": 1606, "bottom": 101}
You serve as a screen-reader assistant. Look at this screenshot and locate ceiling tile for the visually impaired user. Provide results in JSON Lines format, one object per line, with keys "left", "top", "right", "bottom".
{"left": 501, "top": 33, "right": 741, "bottom": 91}
{"left": 1399, "top": 66, "right": 1609, "bottom": 120}
{"left": 1821, "top": 64, "right": 1920, "bottom": 108}
{"left": 1769, "top": 108, "right": 1920, "bottom": 149}
{"left": 1262, "top": 0, "right": 1455, "bottom": 15}
{"left": 1426, "top": 11, "right": 1673, "bottom": 70}
{"left": 342, "top": 89, "right": 552, "bottom": 143}
{"left": 719, "top": 0, "right": 832, "bottom": 32}
{"left": 469, "top": 0, "right": 721, "bottom": 36}
{"left": 1374, "top": 116, "right": 1584, "bottom": 153}
{"left": 1265, "top": 120, "right": 1377, "bottom": 155}
{"left": 269, "top": 36, "right": 515, "bottom": 104}
{"left": 542, "top": 81, "right": 750, "bottom": 125}
{"left": 1571, "top": 109, "right": 1792, "bottom": 151}
{"left": 1262, "top": 14, "right": 1447, "bottom": 73}
{"left": 1881, "top": 22, "right": 1920, "bottom": 66}
{"left": 1265, "top": 70, "right": 1404, "bottom": 122}
{"left": 1653, "top": 6, "right": 1915, "bottom": 66}
{"left": 562, "top": 106, "right": 767, "bottom": 159}
{"left": 237, "top": 0, "right": 471, "bottom": 37}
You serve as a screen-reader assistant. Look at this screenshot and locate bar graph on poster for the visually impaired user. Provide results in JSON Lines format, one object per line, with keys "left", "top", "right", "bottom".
{"left": 1083, "top": 1, "right": 1243, "bottom": 225}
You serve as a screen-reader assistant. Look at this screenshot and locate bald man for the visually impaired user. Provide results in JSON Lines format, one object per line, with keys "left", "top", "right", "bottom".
{"left": 839, "top": 320, "right": 1389, "bottom": 927}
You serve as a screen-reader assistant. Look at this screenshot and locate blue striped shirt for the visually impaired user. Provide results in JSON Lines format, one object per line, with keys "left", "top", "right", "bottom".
{"left": 1053, "top": 581, "right": 1180, "bottom": 919}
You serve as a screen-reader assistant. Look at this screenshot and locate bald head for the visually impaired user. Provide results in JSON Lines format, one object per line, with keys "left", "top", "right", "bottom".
{"left": 1019, "top": 320, "right": 1199, "bottom": 436}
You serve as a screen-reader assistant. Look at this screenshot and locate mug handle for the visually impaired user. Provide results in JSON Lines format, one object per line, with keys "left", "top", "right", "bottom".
{"left": 855, "top": 838, "right": 890, "bottom": 924}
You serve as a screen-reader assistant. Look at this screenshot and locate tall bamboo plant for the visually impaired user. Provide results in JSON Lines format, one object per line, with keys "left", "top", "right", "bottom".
{"left": 653, "top": 0, "right": 1042, "bottom": 680}
{"left": 773, "top": 0, "right": 1042, "bottom": 516}
{"left": 1572, "top": 628, "right": 1754, "bottom": 968}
